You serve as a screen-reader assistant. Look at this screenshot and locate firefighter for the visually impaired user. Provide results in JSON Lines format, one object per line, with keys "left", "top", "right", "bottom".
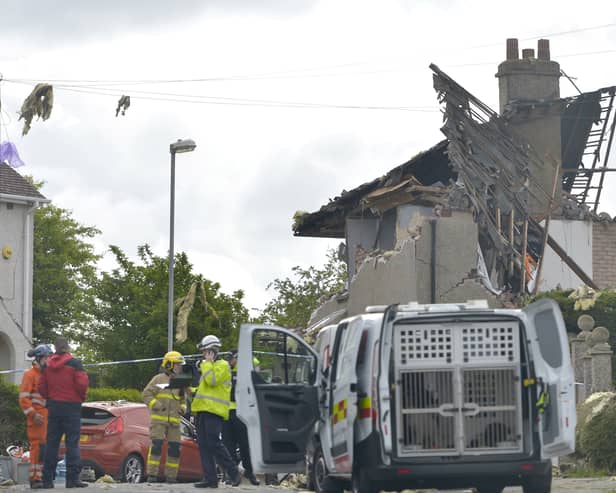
{"left": 192, "top": 335, "right": 241, "bottom": 488}
{"left": 19, "top": 344, "right": 53, "bottom": 489}
{"left": 223, "top": 349, "right": 259, "bottom": 485}
{"left": 142, "top": 351, "right": 187, "bottom": 484}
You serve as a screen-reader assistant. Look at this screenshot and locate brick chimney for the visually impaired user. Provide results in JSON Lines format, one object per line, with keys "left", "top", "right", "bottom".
{"left": 495, "top": 39, "right": 562, "bottom": 216}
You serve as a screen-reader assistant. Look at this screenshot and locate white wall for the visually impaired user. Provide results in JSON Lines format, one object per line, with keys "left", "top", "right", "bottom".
{"left": 537, "top": 219, "right": 593, "bottom": 291}
{"left": 0, "top": 201, "right": 34, "bottom": 383}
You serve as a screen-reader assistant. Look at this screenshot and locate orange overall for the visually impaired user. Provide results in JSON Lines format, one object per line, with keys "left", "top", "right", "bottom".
{"left": 19, "top": 366, "right": 48, "bottom": 484}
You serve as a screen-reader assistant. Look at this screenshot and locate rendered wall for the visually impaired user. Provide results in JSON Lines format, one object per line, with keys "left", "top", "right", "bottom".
{"left": 0, "top": 201, "right": 32, "bottom": 383}
{"left": 537, "top": 219, "right": 593, "bottom": 291}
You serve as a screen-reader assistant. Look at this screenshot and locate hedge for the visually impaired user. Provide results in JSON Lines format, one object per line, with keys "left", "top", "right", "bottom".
{"left": 86, "top": 387, "right": 142, "bottom": 403}
{"left": 0, "top": 376, "right": 27, "bottom": 452}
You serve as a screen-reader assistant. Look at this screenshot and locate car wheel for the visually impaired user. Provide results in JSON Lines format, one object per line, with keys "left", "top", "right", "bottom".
{"left": 523, "top": 468, "right": 552, "bottom": 493}
{"left": 121, "top": 453, "right": 144, "bottom": 483}
{"left": 313, "top": 448, "right": 342, "bottom": 493}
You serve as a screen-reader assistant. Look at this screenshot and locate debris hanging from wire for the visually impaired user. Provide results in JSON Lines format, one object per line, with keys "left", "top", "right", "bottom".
{"left": 115, "top": 95, "right": 130, "bottom": 116}
{"left": 19, "top": 83, "right": 54, "bottom": 135}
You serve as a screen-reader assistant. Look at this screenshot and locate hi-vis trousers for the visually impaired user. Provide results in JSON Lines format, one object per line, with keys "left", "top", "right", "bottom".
{"left": 147, "top": 421, "right": 181, "bottom": 480}
{"left": 26, "top": 410, "right": 48, "bottom": 483}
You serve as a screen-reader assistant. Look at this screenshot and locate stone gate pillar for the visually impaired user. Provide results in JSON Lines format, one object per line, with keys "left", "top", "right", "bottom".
{"left": 589, "top": 326, "right": 613, "bottom": 394}
{"left": 572, "top": 315, "right": 593, "bottom": 403}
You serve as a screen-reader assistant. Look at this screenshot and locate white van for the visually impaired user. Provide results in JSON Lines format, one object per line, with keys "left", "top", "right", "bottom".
{"left": 236, "top": 299, "right": 575, "bottom": 493}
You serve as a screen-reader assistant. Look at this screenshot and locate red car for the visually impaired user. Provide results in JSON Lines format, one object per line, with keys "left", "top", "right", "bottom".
{"left": 61, "top": 401, "right": 203, "bottom": 483}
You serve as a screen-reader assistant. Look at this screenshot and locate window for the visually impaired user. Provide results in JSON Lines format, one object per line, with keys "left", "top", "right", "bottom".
{"left": 252, "top": 330, "right": 316, "bottom": 385}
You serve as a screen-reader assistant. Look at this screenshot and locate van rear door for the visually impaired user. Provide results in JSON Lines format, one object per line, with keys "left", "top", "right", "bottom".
{"left": 522, "top": 298, "right": 576, "bottom": 458}
{"left": 237, "top": 324, "right": 319, "bottom": 473}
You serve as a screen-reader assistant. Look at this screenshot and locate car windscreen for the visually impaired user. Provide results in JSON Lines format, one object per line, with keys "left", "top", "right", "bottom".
{"left": 81, "top": 406, "right": 116, "bottom": 426}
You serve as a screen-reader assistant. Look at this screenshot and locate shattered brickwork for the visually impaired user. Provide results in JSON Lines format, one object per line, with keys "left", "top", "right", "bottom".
{"left": 593, "top": 221, "right": 616, "bottom": 289}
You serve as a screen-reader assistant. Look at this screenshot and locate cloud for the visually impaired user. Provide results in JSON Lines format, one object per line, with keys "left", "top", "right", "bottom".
{"left": 0, "top": 0, "right": 316, "bottom": 47}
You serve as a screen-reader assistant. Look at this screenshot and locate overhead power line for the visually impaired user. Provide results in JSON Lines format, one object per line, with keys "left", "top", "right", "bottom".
{"left": 5, "top": 23, "right": 616, "bottom": 87}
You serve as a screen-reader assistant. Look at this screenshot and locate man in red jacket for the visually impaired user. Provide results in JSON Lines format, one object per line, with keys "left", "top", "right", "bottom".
{"left": 39, "top": 337, "right": 89, "bottom": 489}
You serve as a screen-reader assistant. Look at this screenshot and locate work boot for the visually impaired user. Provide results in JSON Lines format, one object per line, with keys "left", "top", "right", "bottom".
{"left": 244, "top": 472, "right": 260, "bottom": 486}
{"left": 66, "top": 479, "right": 88, "bottom": 488}
{"left": 194, "top": 480, "right": 218, "bottom": 488}
{"left": 30, "top": 481, "right": 45, "bottom": 489}
{"left": 229, "top": 470, "right": 242, "bottom": 487}
{"left": 40, "top": 482, "right": 54, "bottom": 489}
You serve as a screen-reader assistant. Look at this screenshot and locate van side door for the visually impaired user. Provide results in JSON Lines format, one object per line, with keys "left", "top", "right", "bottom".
{"left": 237, "top": 324, "right": 319, "bottom": 473}
{"left": 522, "top": 298, "right": 576, "bottom": 458}
{"left": 329, "top": 317, "right": 365, "bottom": 474}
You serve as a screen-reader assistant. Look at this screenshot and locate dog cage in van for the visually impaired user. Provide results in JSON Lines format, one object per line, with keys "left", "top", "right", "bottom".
{"left": 393, "top": 320, "right": 523, "bottom": 457}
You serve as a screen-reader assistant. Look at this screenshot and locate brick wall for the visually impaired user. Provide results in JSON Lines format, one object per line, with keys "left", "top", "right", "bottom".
{"left": 593, "top": 221, "right": 616, "bottom": 289}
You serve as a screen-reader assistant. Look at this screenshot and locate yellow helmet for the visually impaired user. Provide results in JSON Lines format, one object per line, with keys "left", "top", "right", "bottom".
{"left": 162, "top": 351, "right": 185, "bottom": 371}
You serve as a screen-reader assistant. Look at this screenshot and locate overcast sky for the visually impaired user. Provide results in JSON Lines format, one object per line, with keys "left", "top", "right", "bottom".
{"left": 1, "top": 1, "right": 615, "bottom": 314}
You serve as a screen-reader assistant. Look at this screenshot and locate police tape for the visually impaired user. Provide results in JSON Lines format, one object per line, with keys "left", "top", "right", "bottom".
{"left": 0, "top": 348, "right": 308, "bottom": 376}
{"left": 0, "top": 352, "right": 231, "bottom": 376}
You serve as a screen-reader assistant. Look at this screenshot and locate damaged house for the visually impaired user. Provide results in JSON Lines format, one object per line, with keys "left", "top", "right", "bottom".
{"left": 293, "top": 39, "right": 616, "bottom": 331}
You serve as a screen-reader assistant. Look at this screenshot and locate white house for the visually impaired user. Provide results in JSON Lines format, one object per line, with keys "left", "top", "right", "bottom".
{"left": 0, "top": 163, "right": 49, "bottom": 383}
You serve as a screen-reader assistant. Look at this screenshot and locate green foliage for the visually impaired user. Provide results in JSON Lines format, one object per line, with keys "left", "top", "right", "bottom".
{"left": 33, "top": 199, "right": 101, "bottom": 344}
{"left": 86, "top": 387, "right": 143, "bottom": 403}
{"left": 87, "top": 244, "right": 249, "bottom": 390}
{"left": 578, "top": 397, "right": 616, "bottom": 471}
{"left": 259, "top": 248, "right": 347, "bottom": 329}
{"left": 0, "top": 376, "right": 27, "bottom": 451}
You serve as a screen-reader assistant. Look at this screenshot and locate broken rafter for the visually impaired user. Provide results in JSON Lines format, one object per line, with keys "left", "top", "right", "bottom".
{"left": 430, "top": 63, "right": 598, "bottom": 292}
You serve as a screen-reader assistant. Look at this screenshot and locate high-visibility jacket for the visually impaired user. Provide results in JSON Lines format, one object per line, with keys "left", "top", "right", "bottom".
{"left": 191, "top": 359, "right": 231, "bottom": 420}
{"left": 142, "top": 372, "right": 186, "bottom": 425}
{"left": 19, "top": 366, "right": 47, "bottom": 418}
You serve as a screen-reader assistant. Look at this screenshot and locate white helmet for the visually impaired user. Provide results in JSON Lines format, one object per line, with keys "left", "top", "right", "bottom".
{"left": 198, "top": 334, "right": 221, "bottom": 351}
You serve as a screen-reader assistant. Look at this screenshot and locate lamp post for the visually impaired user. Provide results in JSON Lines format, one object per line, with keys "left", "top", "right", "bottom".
{"left": 168, "top": 138, "right": 197, "bottom": 352}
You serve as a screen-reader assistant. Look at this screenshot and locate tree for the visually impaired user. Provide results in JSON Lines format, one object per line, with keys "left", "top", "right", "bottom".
{"left": 33, "top": 200, "right": 101, "bottom": 344}
{"left": 88, "top": 245, "right": 249, "bottom": 389}
{"left": 259, "top": 248, "right": 347, "bottom": 329}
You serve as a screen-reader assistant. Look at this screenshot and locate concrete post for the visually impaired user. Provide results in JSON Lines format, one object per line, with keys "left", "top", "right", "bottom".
{"left": 590, "top": 326, "right": 613, "bottom": 394}
{"left": 572, "top": 314, "right": 594, "bottom": 403}
{"left": 583, "top": 332, "right": 595, "bottom": 400}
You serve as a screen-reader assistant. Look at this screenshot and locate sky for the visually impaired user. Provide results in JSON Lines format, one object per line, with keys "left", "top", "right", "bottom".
{"left": 1, "top": 0, "right": 615, "bottom": 315}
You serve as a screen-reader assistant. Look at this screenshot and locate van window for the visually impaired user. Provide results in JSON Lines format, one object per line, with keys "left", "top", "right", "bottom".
{"left": 252, "top": 329, "right": 317, "bottom": 385}
{"left": 533, "top": 308, "right": 563, "bottom": 368}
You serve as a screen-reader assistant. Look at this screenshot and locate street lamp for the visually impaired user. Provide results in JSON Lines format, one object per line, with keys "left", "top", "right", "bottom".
{"left": 168, "top": 138, "right": 197, "bottom": 352}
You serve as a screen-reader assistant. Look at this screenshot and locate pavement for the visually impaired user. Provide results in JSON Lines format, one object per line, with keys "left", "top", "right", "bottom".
{"left": 2, "top": 477, "right": 616, "bottom": 493}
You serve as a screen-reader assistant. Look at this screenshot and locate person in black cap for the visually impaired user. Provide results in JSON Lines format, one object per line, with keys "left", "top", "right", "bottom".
{"left": 222, "top": 349, "right": 259, "bottom": 485}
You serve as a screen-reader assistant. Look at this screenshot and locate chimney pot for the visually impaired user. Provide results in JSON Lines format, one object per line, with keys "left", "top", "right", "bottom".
{"left": 506, "top": 38, "right": 519, "bottom": 60}
{"left": 522, "top": 48, "right": 535, "bottom": 60}
{"left": 537, "top": 39, "right": 550, "bottom": 60}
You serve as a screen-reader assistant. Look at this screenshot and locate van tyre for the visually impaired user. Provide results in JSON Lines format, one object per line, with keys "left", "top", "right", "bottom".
{"left": 313, "top": 448, "right": 342, "bottom": 493}
{"left": 351, "top": 468, "right": 375, "bottom": 493}
{"left": 523, "top": 468, "right": 552, "bottom": 493}
{"left": 476, "top": 484, "right": 504, "bottom": 493}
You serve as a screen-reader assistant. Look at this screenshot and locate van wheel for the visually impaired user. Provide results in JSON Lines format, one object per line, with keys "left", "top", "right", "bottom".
{"left": 351, "top": 469, "right": 374, "bottom": 493}
{"left": 121, "top": 453, "right": 144, "bottom": 483}
{"left": 475, "top": 482, "right": 504, "bottom": 493}
{"left": 523, "top": 468, "right": 552, "bottom": 493}
{"left": 313, "top": 448, "right": 342, "bottom": 493}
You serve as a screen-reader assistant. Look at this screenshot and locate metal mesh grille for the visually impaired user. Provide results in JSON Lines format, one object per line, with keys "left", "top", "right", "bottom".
{"left": 399, "top": 371, "right": 456, "bottom": 452}
{"left": 462, "top": 326, "right": 518, "bottom": 363}
{"left": 396, "top": 327, "right": 452, "bottom": 365}
{"left": 463, "top": 369, "right": 520, "bottom": 450}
